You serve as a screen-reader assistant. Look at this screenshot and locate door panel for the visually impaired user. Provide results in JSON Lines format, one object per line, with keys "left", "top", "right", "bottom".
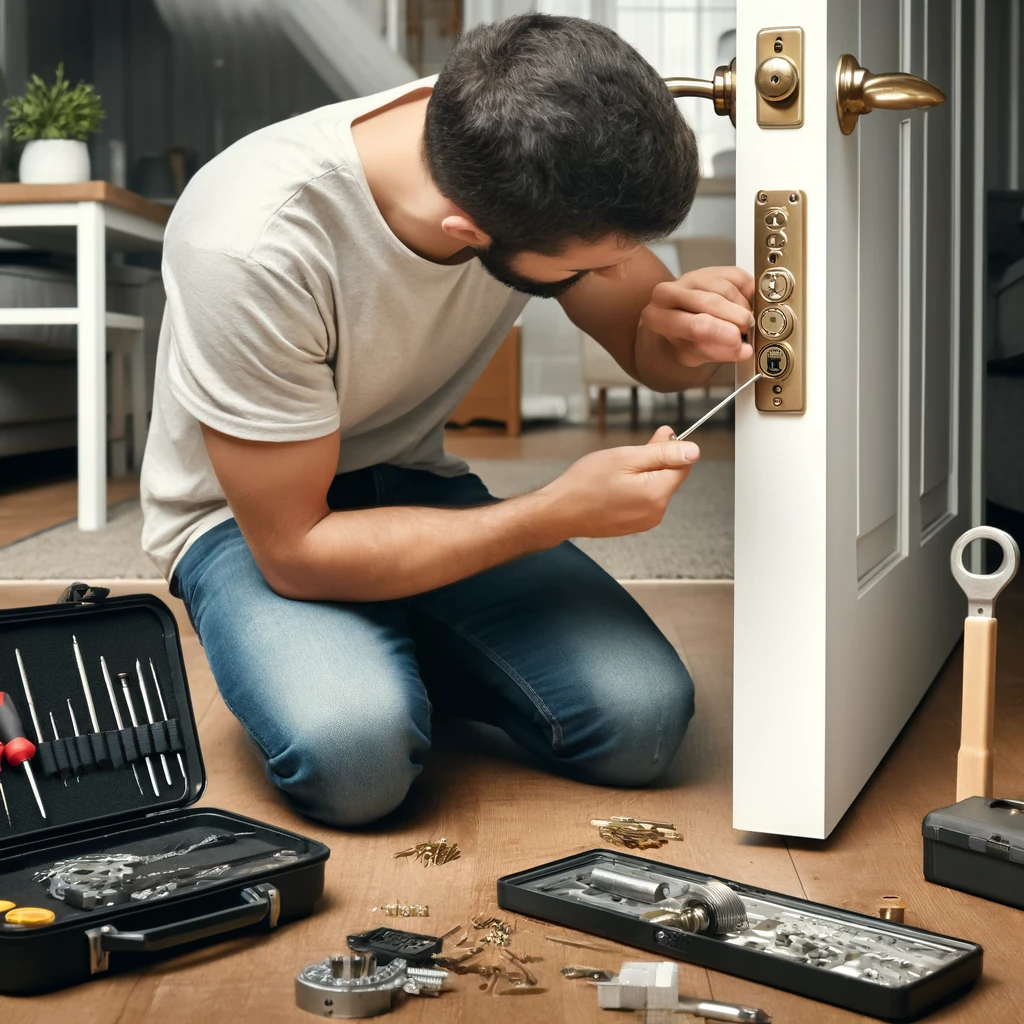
{"left": 857, "top": 0, "right": 904, "bottom": 581}
{"left": 733, "top": 0, "right": 976, "bottom": 838}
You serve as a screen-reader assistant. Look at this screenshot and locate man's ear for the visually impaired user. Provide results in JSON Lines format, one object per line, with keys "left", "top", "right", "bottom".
{"left": 441, "top": 213, "right": 492, "bottom": 248}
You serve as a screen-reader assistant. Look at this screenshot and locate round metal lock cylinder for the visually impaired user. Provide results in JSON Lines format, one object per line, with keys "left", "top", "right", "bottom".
{"left": 758, "top": 343, "right": 792, "bottom": 379}
{"left": 758, "top": 306, "right": 792, "bottom": 340}
{"left": 759, "top": 268, "right": 794, "bottom": 302}
{"left": 755, "top": 55, "right": 799, "bottom": 102}
{"left": 764, "top": 210, "right": 788, "bottom": 230}
{"left": 765, "top": 230, "right": 788, "bottom": 250}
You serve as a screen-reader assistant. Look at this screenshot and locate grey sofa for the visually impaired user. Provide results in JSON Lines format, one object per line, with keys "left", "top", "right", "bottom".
{"left": 0, "top": 257, "right": 163, "bottom": 465}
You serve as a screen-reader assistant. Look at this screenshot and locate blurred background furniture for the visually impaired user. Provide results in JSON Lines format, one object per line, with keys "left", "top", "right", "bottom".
{"left": 578, "top": 330, "right": 642, "bottom": 432}
{"left": 447, "top": 322, "right": 522, "bottom": 436}
{"left": 0, "top": 183, "right": 167, "bottom": 530}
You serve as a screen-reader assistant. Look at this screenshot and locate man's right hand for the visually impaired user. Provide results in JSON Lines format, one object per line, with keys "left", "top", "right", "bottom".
{"left": 539, "top": 425, "right": 699, "bottom": 539}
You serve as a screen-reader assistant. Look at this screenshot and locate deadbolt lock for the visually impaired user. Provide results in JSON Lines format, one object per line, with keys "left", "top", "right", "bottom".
{"left": 756, "top": 28, "right": 803, "bottom": 128}
{"left": 754, "top": 191, "right": 805, "bottom": 412}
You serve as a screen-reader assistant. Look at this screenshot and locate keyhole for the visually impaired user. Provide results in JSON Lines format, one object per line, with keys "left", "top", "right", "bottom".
{"left": 768, "top": 253, "right": 779, "bottom": 264}
{"left": 774, "top": 37, "right": 784, "bottom": 53}
{"left": 771, "top": 75, "right": 780, "bottom": 85}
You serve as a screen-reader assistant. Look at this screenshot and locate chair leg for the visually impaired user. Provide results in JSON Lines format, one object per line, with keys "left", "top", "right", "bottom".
{"left": 630, "top": 387, "right": 639, "bottom": 430}
{"left": 597, "top": 387, "right": 607, "bottom": 432}
{"left": 130, "top": 330, "right": 148, "bottom": 470}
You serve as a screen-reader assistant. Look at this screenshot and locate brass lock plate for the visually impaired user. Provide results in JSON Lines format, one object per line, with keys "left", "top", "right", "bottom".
{"left": 756, "top": 27, "right": 803, "bottom": 128}
{"left": 754, "top": 190, "right": 805, "bottom": 413}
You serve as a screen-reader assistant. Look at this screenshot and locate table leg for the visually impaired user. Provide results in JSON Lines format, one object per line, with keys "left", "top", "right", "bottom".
{"left": 77, "top": 201, "right": 107, "bottom": 530}
{"left": 130, "top": 327, "right": 148, "bottom": 470}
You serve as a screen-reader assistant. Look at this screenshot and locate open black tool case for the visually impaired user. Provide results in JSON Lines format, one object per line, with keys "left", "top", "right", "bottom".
{"left": 498, "top": 850, "right": 983, "bottom": 1021}
{"left": 0, "top": 584, "right": 329, "bottom": 994}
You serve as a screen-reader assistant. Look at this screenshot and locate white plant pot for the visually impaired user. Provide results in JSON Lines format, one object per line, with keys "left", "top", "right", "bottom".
{"left": 18, "top": 139, "right": 91, "bottom": 184}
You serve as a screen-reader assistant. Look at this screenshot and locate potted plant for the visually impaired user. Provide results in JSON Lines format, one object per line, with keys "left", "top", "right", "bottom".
{"left": 3, "top": 64, "right": 104, "bottom": 184}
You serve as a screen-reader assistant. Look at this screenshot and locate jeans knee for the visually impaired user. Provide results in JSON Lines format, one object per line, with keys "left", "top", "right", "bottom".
{"left": 267, "top": 703, "right": 427, "bottom": 827}
{"left": 574, "top": 654, "right": 695, "bottom": 787}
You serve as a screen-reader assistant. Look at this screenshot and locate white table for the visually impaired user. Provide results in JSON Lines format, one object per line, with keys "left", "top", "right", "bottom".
{"left": 0, "top": 182, "right": 168, "bottom": 530}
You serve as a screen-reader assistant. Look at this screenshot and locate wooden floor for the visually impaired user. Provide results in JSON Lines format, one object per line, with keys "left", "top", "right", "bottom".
{"left": 0, "top": 575, "right": 1020, "bottom": 1023}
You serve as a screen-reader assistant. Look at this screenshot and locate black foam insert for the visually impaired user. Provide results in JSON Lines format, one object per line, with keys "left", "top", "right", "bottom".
{"left": 0, "top": 811, "right": 309, "bottom": 927}
{"left": 0, "top": 594, "right": 203, "bottom": 844}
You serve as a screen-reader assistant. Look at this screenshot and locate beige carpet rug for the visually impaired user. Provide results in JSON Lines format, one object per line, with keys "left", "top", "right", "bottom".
{"left": 0, "top": 458, "right": 734, "bottom": 580}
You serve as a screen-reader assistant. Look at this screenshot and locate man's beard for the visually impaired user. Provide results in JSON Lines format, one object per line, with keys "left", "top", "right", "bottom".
{"left": 474, "top": 241, "right": 588, "bottom": 299}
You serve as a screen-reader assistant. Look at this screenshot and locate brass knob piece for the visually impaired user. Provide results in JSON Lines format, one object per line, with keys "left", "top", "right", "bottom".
{"left": 835, "top": 53, "right": 946, "bottom": 135}
{"left": 755, "top": 55, "right": 798, "bottom": 103}
{"left": 664, "top": 58, "right": 736, "bottom": 126}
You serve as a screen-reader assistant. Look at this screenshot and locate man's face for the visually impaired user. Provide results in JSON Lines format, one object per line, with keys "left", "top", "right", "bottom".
{"left": 475, "top": 236, "right": 640, "bottom": 298}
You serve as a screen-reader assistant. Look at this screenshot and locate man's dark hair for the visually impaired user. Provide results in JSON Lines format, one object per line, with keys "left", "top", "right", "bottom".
{"left": 424, "top": 13, "right": 699, "bottom": 256}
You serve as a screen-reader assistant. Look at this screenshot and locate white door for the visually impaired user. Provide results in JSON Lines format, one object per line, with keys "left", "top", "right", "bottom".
{"left": 728, "top": 0, "right": 979, "bottom": 837}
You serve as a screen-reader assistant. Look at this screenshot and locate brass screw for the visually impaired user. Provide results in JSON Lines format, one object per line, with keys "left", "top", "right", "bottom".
{"left": 789, "top": 193, "right": 800, "bottom": 203}
{"left": 758, "top": 192, "right": 768, "bottom": 204}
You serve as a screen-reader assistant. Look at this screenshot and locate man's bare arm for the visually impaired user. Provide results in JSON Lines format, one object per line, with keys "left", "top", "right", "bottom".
{"left": 201, "top": 424, "right": 698, "bottom": 603}
{"left": 558, "top": 247, "right": 755, "bottom": 392}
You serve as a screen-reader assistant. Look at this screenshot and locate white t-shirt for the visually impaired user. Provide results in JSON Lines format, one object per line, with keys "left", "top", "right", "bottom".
{"left": 140, "top": 80, "right": 528, "bottom": 581}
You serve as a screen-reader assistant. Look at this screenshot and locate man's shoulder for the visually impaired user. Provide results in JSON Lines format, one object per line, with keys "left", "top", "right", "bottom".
{"left": 165, "top": 100, "right": 366, "bottom": 261}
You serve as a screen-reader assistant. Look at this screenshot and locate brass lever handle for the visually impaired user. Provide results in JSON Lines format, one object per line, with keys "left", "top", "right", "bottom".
{"left": 664, "top": 59, "right": 736, "bottom": 126}
{"left": 835, "top": 54, "right": 945, "bottom": 135}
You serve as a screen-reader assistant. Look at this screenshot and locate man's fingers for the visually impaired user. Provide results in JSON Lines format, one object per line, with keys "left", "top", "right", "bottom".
{"left": 647, "top": 425, "right": 677, "bottom": 444}
{"left": 652, "top": 280, "right": 752, "bottom": 332}
{"left": 629, "top": 439, "right": 700, "bottom": 472}
{"left": 684, "top": 265, "right": 756, "bottom": 301}
{"left": 643, "top": 307, "right": 747, "bottom": 356}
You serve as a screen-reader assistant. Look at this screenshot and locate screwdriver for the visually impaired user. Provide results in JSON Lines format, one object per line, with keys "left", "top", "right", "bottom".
{"left": 0, "top": 693, "right": 46, "bottom": 818}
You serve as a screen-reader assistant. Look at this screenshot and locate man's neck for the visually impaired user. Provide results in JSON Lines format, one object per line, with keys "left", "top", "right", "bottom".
{"left": 351, "top": 91, "right": 471, "bottom": 264}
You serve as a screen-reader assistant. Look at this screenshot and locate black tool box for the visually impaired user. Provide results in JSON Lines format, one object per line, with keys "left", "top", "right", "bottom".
{"left": 497, "top": 850, "right": 983, "bottom": 1021}
{"left": 0, "top": 584, "right": 329, "bottom": 994}
{"left": 923, "top": 795, "right": 1024, "bottom": 909}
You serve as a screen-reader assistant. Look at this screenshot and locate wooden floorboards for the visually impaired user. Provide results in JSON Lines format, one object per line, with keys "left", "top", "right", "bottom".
{"left": 0, "top": 578, "right": 1020, "bottom": 1022}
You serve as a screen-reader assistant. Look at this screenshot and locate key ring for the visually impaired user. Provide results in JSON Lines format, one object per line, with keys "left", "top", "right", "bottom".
{"left": 950, "top": 526, "right": 1019, "bottom": 619}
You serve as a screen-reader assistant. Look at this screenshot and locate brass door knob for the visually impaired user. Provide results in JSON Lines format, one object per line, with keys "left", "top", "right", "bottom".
{"left": 835, "top": 54, "right": 945, "bottom": 135}
{"left": 665, "top": 59, "right": 736, "bottom": 126}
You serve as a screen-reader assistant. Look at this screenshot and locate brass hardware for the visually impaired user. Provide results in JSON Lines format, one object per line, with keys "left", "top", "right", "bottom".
{"left": 665, "top": 59, "right": 736, "bottom": 126}
{"left": 756, "top": 28, "right": 803, "bottom": 128}
{"left": 754, "top": 191, "right": 805, "bottom": 412}
{"left": 835, "top": 54, "right": 946, "bottom": 135}
{"left": 878, "top": 895, "right": 906, "bottom": 924}
{"left": 591, "top": 815, "right": 684, "bottom": 850}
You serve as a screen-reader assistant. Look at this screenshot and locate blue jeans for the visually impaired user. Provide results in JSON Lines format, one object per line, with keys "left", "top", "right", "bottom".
{"left": 174, "top": 465, "right": 695, "bottom": 826}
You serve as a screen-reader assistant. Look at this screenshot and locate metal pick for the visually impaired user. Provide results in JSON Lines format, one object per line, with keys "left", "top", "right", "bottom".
{"left": 674, "top": 373, "right": 762, "bottom": 441}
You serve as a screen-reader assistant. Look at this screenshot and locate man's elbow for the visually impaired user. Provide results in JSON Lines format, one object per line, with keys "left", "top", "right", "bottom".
{"left": 254, "top": 550, "right": 311, "bottom": 601}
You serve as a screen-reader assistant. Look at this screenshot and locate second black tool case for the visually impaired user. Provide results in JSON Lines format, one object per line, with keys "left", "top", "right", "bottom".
{"left": 0, "top": 584, "right": 329, "bottom": 994}
{"left": 498, "top": 850, "right": 983, "bottom": 1021}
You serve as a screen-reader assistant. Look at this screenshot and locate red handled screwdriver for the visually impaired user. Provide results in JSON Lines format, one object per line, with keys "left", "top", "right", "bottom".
{"left": 0, "top": 693, "right": 46, "bottom": 818}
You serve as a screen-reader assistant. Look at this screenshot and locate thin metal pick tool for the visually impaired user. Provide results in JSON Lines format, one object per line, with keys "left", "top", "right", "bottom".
{"left": 48, "top": 712, "right": 69, "bottom": 786}
{"left": 66, "top": 701, "right": 82, "bottom": 782}
{"left": 72, "top": 635, "right": 101, "bottom": 733}
{"left": 101, "top": 657, "right": 144, "bottom": 796}
{"left": 149, "top": 659, "right": 185, "bottom": 781}
{"left": 136, "top": 659, "right": 172, "bottom": 787}
{"left": 119, "top": 672, "right": 160, "bottom": 797}
{"left": 673, "top": 373, "right": 762, "bottom": 441}
{"left": 14, "top": 648, "right": 44, "bottom": 746}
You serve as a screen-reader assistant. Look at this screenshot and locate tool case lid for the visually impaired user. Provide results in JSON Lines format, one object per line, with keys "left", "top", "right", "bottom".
{"left": 0, "top": 583, "right": 205, "bottom": 852}
{"left": 922, "top": 796, "right": 1024, "bottom": 863}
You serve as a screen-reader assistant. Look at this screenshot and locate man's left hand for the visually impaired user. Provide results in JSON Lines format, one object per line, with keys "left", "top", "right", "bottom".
{"left": 640, "top": 266, "right": 756, "bottom": 368}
